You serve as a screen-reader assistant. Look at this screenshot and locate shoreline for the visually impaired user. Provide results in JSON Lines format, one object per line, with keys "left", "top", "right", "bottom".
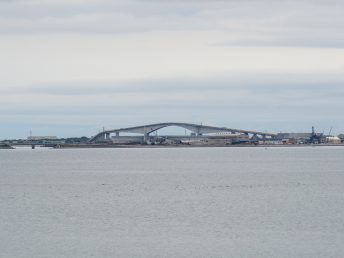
{"left": 53, "top": 143, "right": 344, "bottom": 149}
{"left": 3, "top": 143, "right": 344, "bottom": 149}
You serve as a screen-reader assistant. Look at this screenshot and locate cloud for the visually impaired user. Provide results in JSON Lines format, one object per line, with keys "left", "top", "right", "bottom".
{"left": 0, "top": 0, "right": 344, "bottom": 138}
{"left": 1, "top": 33, "right": 343, "bottom": 90}
{"left": 1, "top": 74, "right": 344, "bottom": 95}
{"left": 1, "top": 76, "right": 343, "bottom": 121}
{"left": 0, "top": 0, "right": 343, "bottom": 49}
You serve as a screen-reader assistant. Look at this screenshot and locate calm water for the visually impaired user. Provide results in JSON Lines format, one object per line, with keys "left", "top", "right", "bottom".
{"left": 1, "top": 147, "right": 344, "bottom": 258}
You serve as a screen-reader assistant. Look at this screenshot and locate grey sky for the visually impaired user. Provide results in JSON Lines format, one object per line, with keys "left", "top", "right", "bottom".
{"left": 0, "top": 0, "right": 344, "bottom": 138}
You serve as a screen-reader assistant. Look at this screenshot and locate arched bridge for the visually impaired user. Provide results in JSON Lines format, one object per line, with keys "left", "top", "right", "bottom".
{"left": 90, "top": 122, "right": 276, "bottom": 143}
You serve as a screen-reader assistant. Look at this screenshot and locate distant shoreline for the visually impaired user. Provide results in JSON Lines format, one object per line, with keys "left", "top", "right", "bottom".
{"left": 3, "top": 143, "right": 344, "bottom": 150}
{"left": 53, "top": 143, "right": 344, "bottom": 149}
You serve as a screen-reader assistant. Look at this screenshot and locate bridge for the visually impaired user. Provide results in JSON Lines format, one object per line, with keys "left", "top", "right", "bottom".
{"left": 90, "top": 122, "right": 276, "bottom": 143}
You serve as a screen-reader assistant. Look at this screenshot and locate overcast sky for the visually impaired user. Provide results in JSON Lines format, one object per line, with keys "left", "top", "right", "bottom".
{"left": 1, "top": 0, "right": 344, "bottom": 139}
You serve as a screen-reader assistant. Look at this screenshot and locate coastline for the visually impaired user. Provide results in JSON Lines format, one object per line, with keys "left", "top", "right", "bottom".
{"left": 53, "top": 143, "right": 344, "bottom": 149}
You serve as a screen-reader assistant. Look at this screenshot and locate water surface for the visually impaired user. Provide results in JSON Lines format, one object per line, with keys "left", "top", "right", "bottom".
{"left": 1, "top": 147, "right": 344, "bottom": 257}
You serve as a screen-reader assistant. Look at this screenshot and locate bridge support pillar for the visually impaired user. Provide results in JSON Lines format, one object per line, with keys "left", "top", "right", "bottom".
{"left": 105, "top": 133, "right": 110, "bottom": 140}
{"left": 144, "top": 133, "right": 149, "bottom": 143}
{"left": 116, "top": 132, "right": 119, "bottom": 137}
{"left": 251, "top": 134, "right": 259, "bottom": 142}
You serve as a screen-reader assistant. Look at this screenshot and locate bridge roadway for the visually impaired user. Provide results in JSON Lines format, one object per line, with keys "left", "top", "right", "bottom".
{"left": 90, "top": 122, "right": 276, "bottom": 143}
